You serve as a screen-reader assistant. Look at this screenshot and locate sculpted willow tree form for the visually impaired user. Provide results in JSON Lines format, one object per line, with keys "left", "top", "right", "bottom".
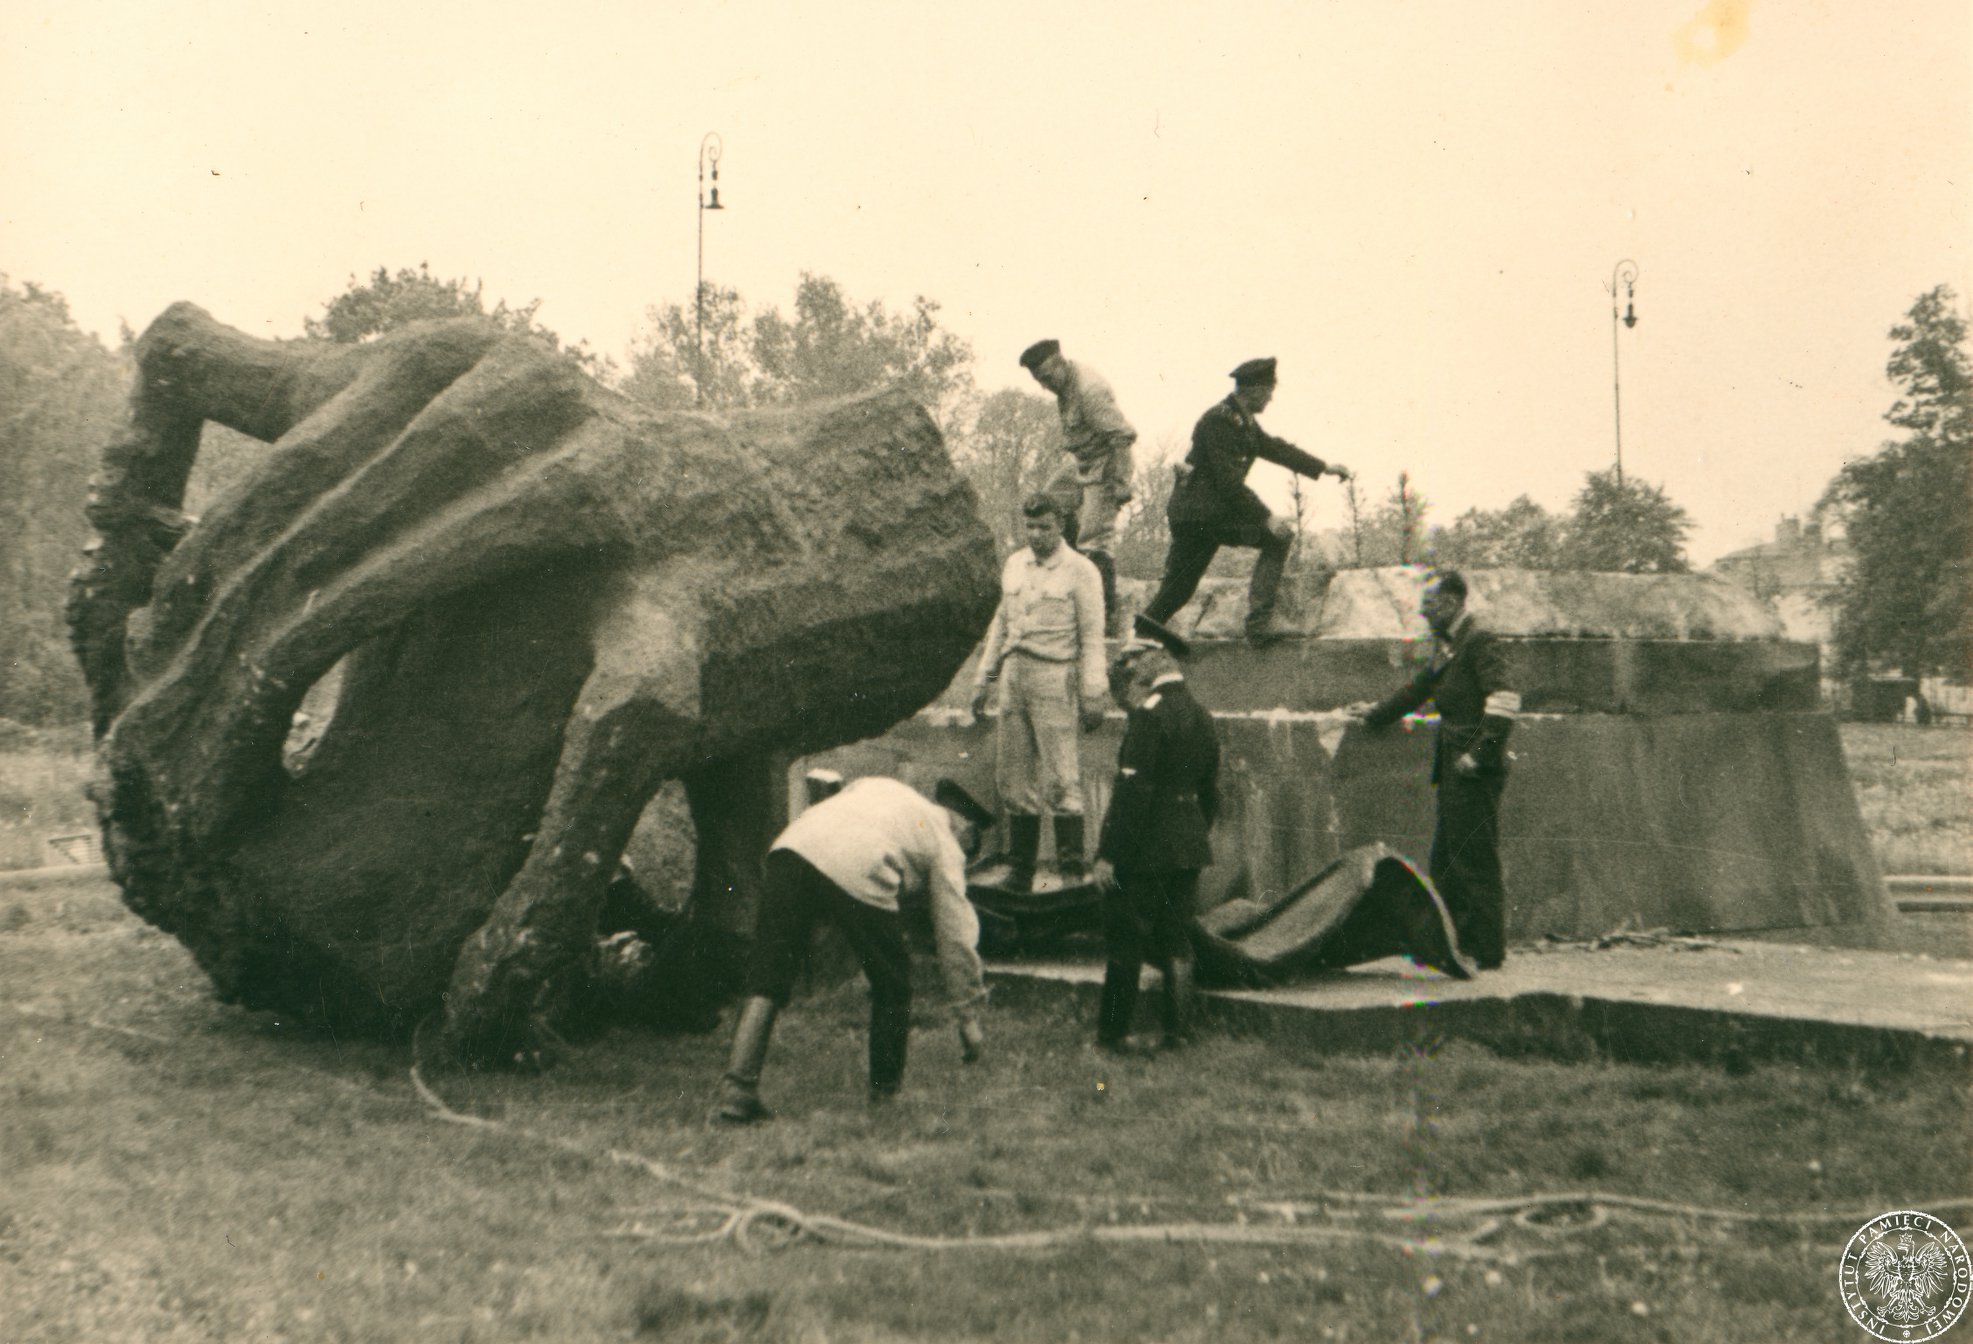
{"left": 67, "top": 303, "right": 998, "bottom": 1066}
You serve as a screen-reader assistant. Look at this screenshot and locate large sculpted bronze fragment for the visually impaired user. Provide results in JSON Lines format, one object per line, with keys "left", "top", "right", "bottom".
{"left": 67, "top": 304, "right": 998, "bottom": 1064}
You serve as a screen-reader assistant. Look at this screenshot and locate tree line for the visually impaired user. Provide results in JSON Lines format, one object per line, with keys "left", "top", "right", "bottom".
{"left": 0, "top": 268, "right": 1965, "bottom": 724}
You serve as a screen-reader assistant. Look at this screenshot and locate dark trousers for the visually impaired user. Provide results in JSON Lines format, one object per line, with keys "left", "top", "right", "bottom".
{"left": 1099, "top": 868, "right": 1199, "bottom": 1041}
{"left": 746, "top": 849, "right": 914, "bottom": 1090}
{"left": 1429, "top": 774, "right": 1507, "bottom": 968}
{"left": 1143, "top": 520, "right": 1290, "bottom": 628}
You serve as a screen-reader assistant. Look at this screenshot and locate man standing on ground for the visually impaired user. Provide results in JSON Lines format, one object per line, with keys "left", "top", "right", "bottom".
{"left": 1091, "top": 616, "right": 1220, "bottom": 1054}
{"left": 1344, "top": 570, "right": 1520, "bottom": 970}
{"left": 1020, "top": 339, "right": 1138, "bottom": 634}
{"left": 1142, "top": 357, "right": 1352, "bottom": 644}
{"left": 710, "top": 776, "right": 994, "bottom": 1123}
{"left": 970, "top": 494, "right": 1109, "bottom": 894}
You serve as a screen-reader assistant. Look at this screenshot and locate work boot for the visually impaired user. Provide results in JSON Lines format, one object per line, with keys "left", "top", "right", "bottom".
{"left": 868, "top": 997, "right": 911, "bottom": 1102}
{"left": 1086, "top": 550, "right": 1119, "bottom": 636}
{"left": 1003, "top": 814, "right": 1041, "bottom": 895}
{"left": 1244, "top": 538, "right": 1290, "bottom": 645}
{"left": 1054, "top": 814, "right": 1088, "bottom": 884}
{"left": 710, "top": 996, "right": 779, "bottom": 1124}
{"left": 1095, "top": 960, "right": 1146, "bottom": 1053}
{"left": 1159, "top": 956, "right": 1198, "bottom": 1050}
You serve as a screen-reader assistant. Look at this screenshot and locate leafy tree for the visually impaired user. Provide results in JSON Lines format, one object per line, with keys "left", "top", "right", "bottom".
{"left": 617, "top": 283, "right": 755, "bottom": 410}
{"left": 0, "top": 278, "right": 128, "bottom": 723}
{"left": 305, "top": 263, "right": 607, "bottom": 376}
{"left": 622, "top": 273, "right": 975, "bottom": 432}
{"left": 1560, "top": 467, "right": 1692, "bottom": 574}
{"left": 1820, "top": 285, "right": 1973, "bottom": 680}
{"left": 1430, "top": 495, "right": 1565, "bottom": 570}
{"left": 1112, "top": 437, "right": 1183, "bottom": 580}
{"left": 752, "top": 276, "right": 973, "bottom": 423}
{"left": 954, "top": 388, "right": 1062, "bottom": 553}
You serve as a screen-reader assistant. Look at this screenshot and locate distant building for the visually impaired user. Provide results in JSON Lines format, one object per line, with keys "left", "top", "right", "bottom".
{"left": 1708, "top": 514, "right": 1851, "bottom": 648}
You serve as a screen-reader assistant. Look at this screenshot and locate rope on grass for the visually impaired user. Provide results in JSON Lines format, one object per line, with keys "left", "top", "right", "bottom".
{"left": 18, "top": 1006, "right": 1971, "bottom": 1263}
{"left": 413, "top": 1061, "right": 1525, "bottom": 1261}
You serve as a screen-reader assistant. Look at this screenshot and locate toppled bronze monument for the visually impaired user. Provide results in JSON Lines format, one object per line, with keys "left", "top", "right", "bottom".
{"left": 67, "top": 304, "right": 998, "bottom": 1064}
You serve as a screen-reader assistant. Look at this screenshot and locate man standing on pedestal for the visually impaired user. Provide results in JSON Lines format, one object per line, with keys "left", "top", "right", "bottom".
{"left": 970, "top": 494, "right": 1109, "bottom": 895}
{"left": 1142, "top": 357, "right": 1351, "bottom": 645}
{"left": 1020, "top": 339, "right": 1138, "bottom": 635}
{"left": 1345, "top": 570, "right": 1520, "bottom": 970}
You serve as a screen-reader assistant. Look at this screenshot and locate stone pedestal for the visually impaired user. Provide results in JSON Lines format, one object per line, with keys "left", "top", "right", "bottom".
{"left": 802, "top": 568, "right": 1893, "bottom": 944}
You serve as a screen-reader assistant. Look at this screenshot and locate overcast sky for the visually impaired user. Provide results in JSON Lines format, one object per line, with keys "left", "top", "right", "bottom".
{"left": 5, "top": 0, "right": 1967, "bottom": 563}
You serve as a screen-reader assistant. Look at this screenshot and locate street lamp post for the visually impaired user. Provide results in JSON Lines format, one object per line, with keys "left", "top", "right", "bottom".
{"left": 695, "top": 132, "right": 725, "bottom": 407}
{"left": 1607, "top": 259, "right": 1639, "bottom": 485}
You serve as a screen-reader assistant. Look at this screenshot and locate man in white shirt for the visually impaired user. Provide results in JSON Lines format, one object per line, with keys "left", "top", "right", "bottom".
{"left": 969, "top": 494, "right": 1109, "bottom": 894}
{"left": 711, "top": 776, "right": 993, "bottom": 1123}
{"left": 1020, "top": 338, "right": 1138, "bottom": 633}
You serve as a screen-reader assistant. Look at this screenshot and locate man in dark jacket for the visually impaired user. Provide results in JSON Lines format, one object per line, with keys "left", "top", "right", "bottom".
{"left": 1142, "top": 357, "right": 1352, "bottom": 644}
{"left": 1092, "top": 616, "right": 1220, "bottom": 1053}
{"left": 1346, "top": 570, "right": 1520, "bottom": 969}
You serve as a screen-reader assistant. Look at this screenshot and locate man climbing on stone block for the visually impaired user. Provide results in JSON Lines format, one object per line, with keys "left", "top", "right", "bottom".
{"left": 1345, "top": 569, "right": 1520, "bottom": 970}
{"left": 711, "top": 776, "right": 994, "bottom": 1124}
{"left": 970, "top": 493, "right": 1110, "bottom": 895}
{"left": 1142, "top": 356, "right": 1352, "bottom": 645}
{"left": 1020, "top": 338, "right": 1138, "bottom": 635}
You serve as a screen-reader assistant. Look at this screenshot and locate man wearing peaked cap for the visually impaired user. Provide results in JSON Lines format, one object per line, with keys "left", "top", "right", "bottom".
{"left": 1230, "top": 356, "right": 1277, "bottom": 386}
{"left": 710, "top": 775, "right": 991, "bottom": 1123}
{"left": 1091, "top": 613, "right": 1219, "bottom": 1054}
{"left": 1144, "top": 356, "right": 1353, "bottom": 645}
{"left": 1019, "top": 338, "right": 1138, "bottom": 635}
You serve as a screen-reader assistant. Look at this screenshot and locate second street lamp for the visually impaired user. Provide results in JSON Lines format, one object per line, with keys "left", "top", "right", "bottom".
{"left": 696, "top": 132, "right": 725, "bottom": 407}
{"left": 1607, "top": 259, "right": 1639, "bottom": 485}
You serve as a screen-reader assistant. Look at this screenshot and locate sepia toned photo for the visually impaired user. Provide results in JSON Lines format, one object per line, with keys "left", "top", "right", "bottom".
{"left": 2, "top": 3, "right": 1968, "bottom": 1340}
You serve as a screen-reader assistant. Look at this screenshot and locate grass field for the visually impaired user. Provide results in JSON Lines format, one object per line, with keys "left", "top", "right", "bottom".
{"left": 4, "top": 882, "right": 1970, "bottom": 1343}
{"left": 0, "top": 722, "right": 93, "bottom": 871}
{"left": 1838, "top": 723, "right": 1973, "bottom": 874}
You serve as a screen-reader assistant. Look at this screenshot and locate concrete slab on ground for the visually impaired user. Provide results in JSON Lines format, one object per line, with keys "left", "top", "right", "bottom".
{"left": 989, "top": 939, "right": 1973, "bottom": 1076}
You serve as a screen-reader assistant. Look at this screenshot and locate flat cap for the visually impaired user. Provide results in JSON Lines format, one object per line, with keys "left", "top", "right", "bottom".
{"left": 1018, "top": 339, "right": 1062, "bottom": 370}
{"left": 1230, "top": 356, "right": 1277, "bottom": 386}
{"left": 933, "top": 778, "right": 996, "bottom": 832}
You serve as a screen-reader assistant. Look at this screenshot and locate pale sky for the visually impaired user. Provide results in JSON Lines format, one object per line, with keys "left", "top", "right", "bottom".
{"left": 5, "top": 0, "right": 1967, "bottom": 563}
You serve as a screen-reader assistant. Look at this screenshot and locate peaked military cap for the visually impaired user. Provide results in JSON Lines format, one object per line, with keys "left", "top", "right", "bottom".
{"left": 1019, "top": 339, "right": 1062, "bottom": 370}
{"left": 1230, "top": 356, "right": 1278, "bottom": 387}
{"left": 933, "top": 778, "right": 997, "bottom": 832}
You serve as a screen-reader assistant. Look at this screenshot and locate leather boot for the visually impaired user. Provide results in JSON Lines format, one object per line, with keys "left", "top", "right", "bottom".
{"left": 711, "top": 996, "right": 779, "bottom": 1124}
{"left": 1086, "top": 550, "right": 1119, "bottom": 636}
{"left": 1054, "top": 814, "right": 1088, "bottom": 884}
{"left": 1244, "top": 536, "right": 1290, "bottom": 645}
{"left": 1096, "top": 961, "right": 1152, "bottom": 1054}
{"left": 868, "top": 997, "right": 911, "bottom": 1102}
{"left": 1004, "top": 814, "right": 1041, "bottom": 895}
{"left": 1159, "top": 956, "right": 1198, "bottom": 1050}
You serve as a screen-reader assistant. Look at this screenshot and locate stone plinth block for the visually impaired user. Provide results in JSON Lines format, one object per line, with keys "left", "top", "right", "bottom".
{"left": 805, "top": 707, "right": 1890, "bottom": 943}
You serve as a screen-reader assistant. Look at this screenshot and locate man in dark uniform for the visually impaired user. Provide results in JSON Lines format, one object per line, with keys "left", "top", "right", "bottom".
{"left": 1346, "top": 570, "right": 1520, "bottom": 970}
{"left": 1091, "top": 615, "right": 1220, "bottom": 1053}
{"left": 1143, "top": 357, "right": 1353, "bottom": 644}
